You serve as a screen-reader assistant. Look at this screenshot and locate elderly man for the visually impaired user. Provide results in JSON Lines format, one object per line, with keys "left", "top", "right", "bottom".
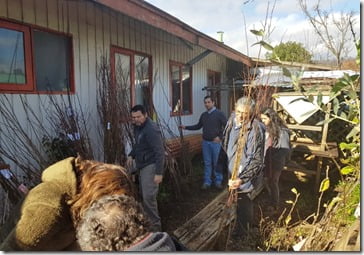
{"left": 76, "top": 194, "right": 187, "bottom": 251}
{"left": 222, "top": 97, "right": 265, "bottom": 235}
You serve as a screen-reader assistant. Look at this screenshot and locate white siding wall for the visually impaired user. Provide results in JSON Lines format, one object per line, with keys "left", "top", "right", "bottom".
{"left": 0, "top": 0, "right": 229, "bottom": 162}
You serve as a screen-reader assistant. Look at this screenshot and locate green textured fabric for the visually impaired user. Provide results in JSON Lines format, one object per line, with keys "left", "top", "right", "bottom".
{"left": 0, "top": 157, "right": 78, "bottom": 251}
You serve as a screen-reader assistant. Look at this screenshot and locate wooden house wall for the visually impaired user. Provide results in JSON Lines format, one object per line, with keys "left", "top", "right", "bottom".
{"left": 0, "top": 0, "right": 229, "bottom": 162}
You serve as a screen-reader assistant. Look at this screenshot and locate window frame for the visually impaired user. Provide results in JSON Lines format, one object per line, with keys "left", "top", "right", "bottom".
{"left": 169, "top": 60, "right": 193, "bottom": 116}
{"left": 110, "top": 45, "right": 153, "bottom": 108}
{"left": 0, "top": 20, "right": 33, "bottom": 91}
{"left": 0, "top": 19, "right": 75, "bottom": 94}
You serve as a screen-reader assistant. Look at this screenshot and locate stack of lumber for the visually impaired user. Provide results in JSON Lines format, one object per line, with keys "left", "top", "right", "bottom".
{"left": 173, "top": 190, "right": 236, "bottom": 251}
{"left": 165, "top": 134, "right": 202, "bottom": 158}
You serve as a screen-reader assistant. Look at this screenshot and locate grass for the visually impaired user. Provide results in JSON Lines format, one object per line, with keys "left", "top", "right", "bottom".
{"left": 333, "top": 181, "right": 360, "bottom": 225}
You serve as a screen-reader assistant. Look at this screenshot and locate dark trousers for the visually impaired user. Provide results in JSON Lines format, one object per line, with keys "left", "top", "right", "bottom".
{"left": 236, "top": 192, "right": 253, "bottom": 234}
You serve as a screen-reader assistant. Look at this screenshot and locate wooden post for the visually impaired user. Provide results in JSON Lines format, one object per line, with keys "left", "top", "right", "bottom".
{"left": 316, "top": 102, "right": 331, "bottom": 191}
{"left": 320, "top": 102, "right": 331, "bottom": 151}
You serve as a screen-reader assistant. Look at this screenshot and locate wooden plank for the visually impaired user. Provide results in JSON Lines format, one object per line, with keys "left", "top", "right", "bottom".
{"left": 284, "top": 161, "right": 317, "bottom": 175}
{"left": 320, "top": 102, "right": 331, "bottom": 150}
{"left": 34, "top": 0, "right": 47, "bottom": 27}
{"left": 291, "top": 141, "right": 338, "bottom": 158}
{"left": 7, "top": 0, "right": 22, "bottom": 21}
{"left": 22, "top": 0, "right": 35, "bottom": 23}
{"left": 287, "top": 124, "right": 322, "bottom": 132}
{"left": 165, "top": 134, "right": 202, "bottom": 158}
{"left": 173, "top": 190, "right": 235, "bottom": 251}
{"left": 109, "top": 8, "right": 117, "bottom": 46}
{"left": 46, "top": 0, "right": 58, "bottom": 30}
{"left": 273, "top": 91, "right": 331, "bottom": 97}
{"left": 0, "top": 0, "right": 7, "bottom": 18}
{"left": 332, "top": 219, "right": 360, "bottom": 251}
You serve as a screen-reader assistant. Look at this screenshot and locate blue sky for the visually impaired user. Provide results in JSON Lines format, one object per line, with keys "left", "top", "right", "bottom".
{"left": 146, "top": 0, "right": 360, "bottom": 60}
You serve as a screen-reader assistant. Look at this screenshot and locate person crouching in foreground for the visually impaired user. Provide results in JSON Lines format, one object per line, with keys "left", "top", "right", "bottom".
{"left": 0, "top": 156, "right": 135, "bottom": 251}
{"left": 76, "top": 194, "right": 187, "bottom": 251}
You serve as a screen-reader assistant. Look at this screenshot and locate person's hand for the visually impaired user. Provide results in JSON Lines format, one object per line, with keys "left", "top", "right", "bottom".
{"left": 126, "top": 156, "right": 133, "bottom": 169}
{"left": 213, "top": 136, "right": 221, "bottom": 143}
{"left": 228, "top": 178, "right": 242, "bottom": 190}
{"left": 178, "top": 125, "right": 185, "bottom": 129}
{"left": 154, "top": 175, "right": 163, "bottom": 184}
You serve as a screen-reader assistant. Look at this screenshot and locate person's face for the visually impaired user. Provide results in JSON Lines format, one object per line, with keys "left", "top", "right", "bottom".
{"left": 235, "top": 105, "right": 250, "bottom": 125}
{"left": 204, "top": 98, "right": 214, "bottom": 110}
{"left": 131, "top": 111, "right": 147, "bottom": 126}
{"left": 260, "top": 113, "right": 271, "bottom": 127}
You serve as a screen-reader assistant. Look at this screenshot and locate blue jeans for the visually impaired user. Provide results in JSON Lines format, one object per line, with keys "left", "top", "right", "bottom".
{"left": 202, "top": 140, "right": 223, "bottom": 186}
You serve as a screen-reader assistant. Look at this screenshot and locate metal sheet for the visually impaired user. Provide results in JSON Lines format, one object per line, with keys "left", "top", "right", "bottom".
{"left": 275, "top": 95, "right": 331, "bottom": 124}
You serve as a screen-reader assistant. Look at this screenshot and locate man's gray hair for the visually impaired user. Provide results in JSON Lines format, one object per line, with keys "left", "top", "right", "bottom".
{"left": 235, "top": 97, "right": 255, "bottom": 113}
{"left": 76, "top": 194, "right": 150, "bottom": 251}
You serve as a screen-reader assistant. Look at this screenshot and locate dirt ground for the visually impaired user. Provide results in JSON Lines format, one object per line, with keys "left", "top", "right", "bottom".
{"left": 158, "top": 154, "right": 326, "bottom": 251}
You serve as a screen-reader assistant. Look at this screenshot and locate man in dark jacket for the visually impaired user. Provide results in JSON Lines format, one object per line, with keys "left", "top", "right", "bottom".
{"left": 222, "top": 97, "right": 265, "bottom": 236}
{"left": 76, "top": 194, "right": 187, "bottom": 251}
{"left": 180, "top": 96, "right": 227, "bottom": 190}
{"left": 127, "top": 105, "right": 165, "bottom": 232}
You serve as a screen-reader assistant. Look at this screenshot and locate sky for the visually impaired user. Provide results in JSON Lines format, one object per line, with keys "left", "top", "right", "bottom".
{"left": 145, "top": 0, "right": 360, "bottom": 61}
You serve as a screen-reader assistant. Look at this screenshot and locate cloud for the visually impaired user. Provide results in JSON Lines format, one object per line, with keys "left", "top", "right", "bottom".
{"left": 146, "top": 0, "right": 360, "bottom": 59}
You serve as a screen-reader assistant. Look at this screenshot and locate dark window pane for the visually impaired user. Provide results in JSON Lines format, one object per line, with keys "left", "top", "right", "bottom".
{"left": 135, "top": 55, "right": 150, "bottom": 108}
{"left": 182, "top": 66, "right": 191, "bottom": 114}
{"left": 0, "top": 28, "right": 26, "bottom": 84}
{"left": 171, "top": 65, "right": 181, "bottom": 112}
{"left": 33, "top": 30, "right": 70, "bottom": 92}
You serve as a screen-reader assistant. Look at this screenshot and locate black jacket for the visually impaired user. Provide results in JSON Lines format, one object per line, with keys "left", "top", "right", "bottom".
{"left": 129, "top": 118, "right": 165, "bottom": 175}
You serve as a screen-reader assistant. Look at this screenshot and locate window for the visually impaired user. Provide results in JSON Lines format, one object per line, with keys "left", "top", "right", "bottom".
{"left": 207, "top": 70, "right": 221, "bottom": 108}
{"left": 170, "top": 61, "right": 192, "bottom": 115}
{"left": 0, "top": 20, "right": 73, "bottom": 93}
{"left": 111, "top": 46, "right": 152, "bottom": 113}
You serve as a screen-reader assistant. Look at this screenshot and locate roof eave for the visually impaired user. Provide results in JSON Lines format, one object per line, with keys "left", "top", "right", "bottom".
{"left": 93, "top": 0, "right": 252, "bottom": 66}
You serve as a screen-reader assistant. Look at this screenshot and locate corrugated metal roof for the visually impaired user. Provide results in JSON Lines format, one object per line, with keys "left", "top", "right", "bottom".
{"left": 301, "top": 70, "right": 358, "bottom": 79}
{"left": 254, "top": 67, "right": 358, "bottom": 87}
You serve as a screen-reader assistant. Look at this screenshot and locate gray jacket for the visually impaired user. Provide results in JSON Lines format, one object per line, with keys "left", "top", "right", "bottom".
{"left": 222, "top": 114, "right": 265, "bottom": 192}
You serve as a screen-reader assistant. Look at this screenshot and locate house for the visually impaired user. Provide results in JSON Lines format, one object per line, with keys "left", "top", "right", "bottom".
{"left": 0, "top": 0, "right": 252, "bottom": 171}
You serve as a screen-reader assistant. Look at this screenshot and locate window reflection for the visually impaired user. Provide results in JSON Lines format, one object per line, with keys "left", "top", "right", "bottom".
{"left": 135, "top": 55, "right": 150, "bottom": 109}
{"left": 0, "top": 28, "right": 26, "bottom": 84}
{"left": 171, "top": 63, "right": 191, "bottom": 115}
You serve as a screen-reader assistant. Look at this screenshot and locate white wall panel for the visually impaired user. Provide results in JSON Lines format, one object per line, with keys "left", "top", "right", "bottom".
{"left": 1, "top": 0, "right": 234, "bottom": 158}
{"left": 7, "top": 0, "right": 22, "bottom": 22}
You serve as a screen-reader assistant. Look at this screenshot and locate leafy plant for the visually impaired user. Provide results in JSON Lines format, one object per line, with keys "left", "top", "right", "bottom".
{"left": 251, "top": 29, "right": 360, "bottom": 251}
{"left": 266, "top": 41, "right": 312, "bottom": 63}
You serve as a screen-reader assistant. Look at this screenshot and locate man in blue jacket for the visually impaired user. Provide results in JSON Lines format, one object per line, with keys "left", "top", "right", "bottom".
{"left": 180, "top": 96, "right": 227, "bottom": 190}
{"left": 127, "top": 105, "right": 165, "bottom": 232}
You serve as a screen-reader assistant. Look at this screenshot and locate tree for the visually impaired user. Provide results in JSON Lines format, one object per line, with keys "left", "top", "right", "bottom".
{"left": 266, "top": 41, "right": 312, "bottom": 63}
{"left": 298, "top": 0, "right": 357, "bottom": 69}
